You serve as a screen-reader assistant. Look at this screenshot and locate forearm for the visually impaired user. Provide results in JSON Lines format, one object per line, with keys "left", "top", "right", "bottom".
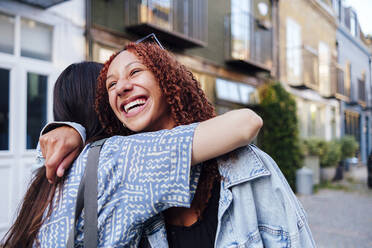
{"left": 191, "top": 108, "right": 262, "bottom": 165}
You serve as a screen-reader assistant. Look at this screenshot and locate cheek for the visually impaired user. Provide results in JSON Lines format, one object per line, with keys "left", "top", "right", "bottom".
{"left": 108, "top": 92, "right": 117, "bottom": 112}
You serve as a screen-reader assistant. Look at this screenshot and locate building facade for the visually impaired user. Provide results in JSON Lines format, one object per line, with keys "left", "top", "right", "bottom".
{"left": 332, "top": 0, "right": 372, "bottom": 164}
{"left": 279, "top": 0, "right": 341, "bottom": 142}
{"left": 0, "top": 0, "right": 86, "bottom": 237}
{"left": 88, "top": 0, "right": 279, "bottom": 114}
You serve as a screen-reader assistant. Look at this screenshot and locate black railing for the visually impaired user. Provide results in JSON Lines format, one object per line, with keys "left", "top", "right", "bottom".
{"left": 18, "top": 0, "right": 68, "bottom": 8}
{"left": 358, "top": 79, "right": 366, "bottom": 103}
{"left": 286, "top": 46, "right": 319, "bottom": 88}
{"left": 332, "top": 65, "right": 350, "bottom": 98}
{"left": 124, "top": 0, "right": 207, "bottom": 48}
{"left": 225, "top": 12, "right": 273, "bottom": 71}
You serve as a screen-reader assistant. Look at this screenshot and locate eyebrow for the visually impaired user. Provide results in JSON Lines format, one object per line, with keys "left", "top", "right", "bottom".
{"left": 106, "top": 60, "right": 143, "bottom": 82}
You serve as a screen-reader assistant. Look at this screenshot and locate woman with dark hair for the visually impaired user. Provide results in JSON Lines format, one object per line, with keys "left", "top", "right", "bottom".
{"left": 2, "top": 61, "right": 262, "bottom": 247}
{"left": 1, "top": 62, "right": 105, "bottom": 248}
{"left": 41, "top": 41, "right": 315, "bottom": 247}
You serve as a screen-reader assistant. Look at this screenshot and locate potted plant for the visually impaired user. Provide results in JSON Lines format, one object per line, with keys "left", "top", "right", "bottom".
{"left": 339, "top": 135, "right": 359, "bottom": 172}
{"left": 319, "top": 140, "right": 342, "bottom": 182}
{"left": 302, "top": 138, "right": 323, "bottom": 184}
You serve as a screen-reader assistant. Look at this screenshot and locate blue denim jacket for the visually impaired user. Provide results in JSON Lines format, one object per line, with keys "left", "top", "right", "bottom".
{"left": 142, "top": 145, "right": 316, "bottom": 248}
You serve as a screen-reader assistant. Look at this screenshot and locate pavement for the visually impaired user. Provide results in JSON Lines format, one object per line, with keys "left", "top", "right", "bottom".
{"left": 298, "top": 166, "right": 372, "bottom": 248}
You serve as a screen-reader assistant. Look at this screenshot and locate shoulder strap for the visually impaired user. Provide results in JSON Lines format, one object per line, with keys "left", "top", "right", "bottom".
{"left": 66, "top": 138, "right": 107, "bottom": 248}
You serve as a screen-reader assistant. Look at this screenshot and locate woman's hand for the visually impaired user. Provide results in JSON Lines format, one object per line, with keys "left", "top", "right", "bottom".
{"left": 39, "top": 126, "right": 83, "bottom": 183}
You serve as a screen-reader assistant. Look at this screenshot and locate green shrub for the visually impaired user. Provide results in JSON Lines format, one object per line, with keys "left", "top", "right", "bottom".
{"left": 257, "top": 82, "right": 302, "bottom": 190}
{"left": 303, "top": 138, "right": 342, "bottom": 168}
{"left": 320, "top": 140, "right": 342, "bottom": 168}
{"left": 303, "top": 138, "right": 324, "bottom": 156}
{"left": 339, "top": 135, "right": 359, "bottom": 160}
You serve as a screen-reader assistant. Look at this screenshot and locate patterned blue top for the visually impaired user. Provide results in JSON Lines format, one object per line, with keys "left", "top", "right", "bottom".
{"left": 34, "top": 124, "right": 200, "bottom": 247}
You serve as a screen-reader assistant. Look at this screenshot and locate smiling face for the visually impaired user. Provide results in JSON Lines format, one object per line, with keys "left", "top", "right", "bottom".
{"left": 106, "top": 50, "right": 175, "bottom": 132}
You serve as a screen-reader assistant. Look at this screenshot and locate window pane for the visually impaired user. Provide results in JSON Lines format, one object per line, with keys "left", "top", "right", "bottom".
{"left": 231, "top": 0, "right": 251, "bottom": 60}
{"left": 21, "top": 18, "right": 53, "bottom": 61}
{"left": 27, "top": 73, "right": 47, "bottom": 149}
{"left": 0, "top": 12, "right": 15, "bottom": 54}
{"left": 0, "top": 68, "right": 10, "bottom": 150}
{"left": 147, "top": 0, "right": 172, "bottom": 30}
{"left": 286, "top": 18, "right": 302, "bottom": 83}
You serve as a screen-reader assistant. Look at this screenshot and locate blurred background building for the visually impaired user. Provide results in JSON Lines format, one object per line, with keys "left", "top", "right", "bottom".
{"left": 0, "top": 0, "right": 371, "bottom": 238}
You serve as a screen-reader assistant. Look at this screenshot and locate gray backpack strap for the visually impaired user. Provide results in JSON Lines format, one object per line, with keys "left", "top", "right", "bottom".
{"left": 66, "top": 138, "right": 107, "bottom": 248}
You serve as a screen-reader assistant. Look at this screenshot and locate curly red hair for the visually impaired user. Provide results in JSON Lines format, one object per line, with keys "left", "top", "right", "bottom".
{"left": 95, "top": 42, "right": 220, "bottom": 216}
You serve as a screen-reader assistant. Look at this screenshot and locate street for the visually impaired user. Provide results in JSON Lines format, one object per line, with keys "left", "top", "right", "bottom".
{"left": 298, "top": 167, "right": 372, "bottom": 248}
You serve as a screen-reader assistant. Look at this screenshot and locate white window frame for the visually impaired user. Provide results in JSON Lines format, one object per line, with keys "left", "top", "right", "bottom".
{"left": 286, "top": 18, "right": 302, "bottom": 84}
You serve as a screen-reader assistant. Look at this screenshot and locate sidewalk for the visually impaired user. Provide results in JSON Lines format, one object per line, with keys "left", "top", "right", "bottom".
{"left": 298, "top": 166, "right": 372, "bottom": 248}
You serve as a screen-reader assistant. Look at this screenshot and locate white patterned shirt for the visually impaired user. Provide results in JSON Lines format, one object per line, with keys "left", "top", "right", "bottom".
{"left": 35, "top": 124, "right": 200, "bottom": 247}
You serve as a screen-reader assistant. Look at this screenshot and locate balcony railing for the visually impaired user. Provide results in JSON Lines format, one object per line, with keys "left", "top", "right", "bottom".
{"left": 225, "top": 12, "right": 273, "bottom": 72}
{"left": 124, "top": 0, "right": 207, "bottom": 48}
{"left": 286, "top": 46, "right": 319, "bottom": 89}
{"left": 17, "top": 0, "right": 68, "bottom": 8}
{"left": 358, "top": 79, "right": 366, "bottom": 103}
{"left": 331, "top": 64, "right": 350, "bottom": 100}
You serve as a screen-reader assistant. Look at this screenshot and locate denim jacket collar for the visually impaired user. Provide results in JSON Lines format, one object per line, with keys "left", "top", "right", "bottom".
{"left": 217, "top": 145, "right": 271, "bottom": 189}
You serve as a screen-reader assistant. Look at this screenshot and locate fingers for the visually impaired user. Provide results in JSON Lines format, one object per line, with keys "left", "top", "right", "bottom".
{"left": 39, "top": 126, "right": 84, "bottom": 183}
{"left": 56, "top": 147, "right": 81, "bottom": 177}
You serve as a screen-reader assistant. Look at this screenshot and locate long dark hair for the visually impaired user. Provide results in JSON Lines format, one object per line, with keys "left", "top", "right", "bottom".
{"left": 2, "top": 62, "right": 106, "bottom": 247}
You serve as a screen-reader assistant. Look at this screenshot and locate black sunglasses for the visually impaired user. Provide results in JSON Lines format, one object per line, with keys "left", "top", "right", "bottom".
{"left": 135, "top": 33, "right": 165, "bottom": 50}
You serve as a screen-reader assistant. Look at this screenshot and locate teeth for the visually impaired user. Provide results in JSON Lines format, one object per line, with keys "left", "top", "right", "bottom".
{"left": 124, "top": 99, "right": 146, "bottom": 113}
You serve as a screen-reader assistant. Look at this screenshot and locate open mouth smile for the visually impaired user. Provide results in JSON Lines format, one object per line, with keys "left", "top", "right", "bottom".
{"left": 120, "top": 96, "right": 148, "bottom": 117}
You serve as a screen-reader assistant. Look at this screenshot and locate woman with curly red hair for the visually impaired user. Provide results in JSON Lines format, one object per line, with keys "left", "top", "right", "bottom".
{"left": 95, "top": 43, "right": 222, "bottom": 227}
{"left": 38, "top": 41, "right": 314, "bottom": 247}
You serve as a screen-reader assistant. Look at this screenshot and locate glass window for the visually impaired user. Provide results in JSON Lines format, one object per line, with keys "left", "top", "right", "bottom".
{"left": 286, "top": 18, "right": 302, "bottom": 84}
{"left": 0, "top": 68, "right": 10, "bottom": 150}
{"left": 216, "top": 78, "right": 257, "bottom": 105}
{"left": 0, "top": 12, "right": 15, "bottom": 54}
{"left": 147, "top": 0, "right": 172, "bottom": 30}
{"left": 21, "top": 18, "right": 53, "bottom": 61}
{"left": 350, "top": 12, "right": 357, "bottom": 37}
{"left": 319, "top": 42, "right": 330, "bottom": 92}
{"left": 26, "top": 72, "right": 48, "bottom": 149}
{"left": 231, "top": 0, "right": 251, "bottom": 60}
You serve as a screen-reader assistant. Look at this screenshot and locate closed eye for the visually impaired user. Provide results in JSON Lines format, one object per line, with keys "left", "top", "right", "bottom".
{"left": 130, "top": 68, "right": 142, "bottom": 77}
{"left": 107, "top": 81, "right": 117, "bottom": 89}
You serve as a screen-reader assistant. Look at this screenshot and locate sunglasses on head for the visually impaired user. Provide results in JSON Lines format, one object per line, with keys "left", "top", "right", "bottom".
{"left": 135, "top": 33, "right": 165, "bottom": 50}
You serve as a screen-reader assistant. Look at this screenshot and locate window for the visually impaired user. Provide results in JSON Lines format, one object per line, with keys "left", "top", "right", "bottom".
{"left": 26, "top": 73, "right": 48, "bottom": 149}
{"left": 142, "top": 0, "right": 172, "bottom": 30}
{"left": 344, "top": 111, "right": 360, "bottom": 144}
{"left": 0, "top": 12, "right": 15, "bottom": 54}
{"left": 286, "top": 18, "right": 302, "bottom": 84}
{"left": 0, "top": 68, "right": 10, "bottom": 150}
{"left": 216, "top": 78, "right": 258, "bottom": 105}
{"left": 345, "top": 62, "right": 351, "bottom": 97}
{"left": 231, "top": 0, "right": 251, "bottom": 60}
{"left": 21, "top": 18, "right": 53, "bottom": 61}
{"left": 92, "top": 43, "right": 117, "bottom": 63}
{"left": 332, "top": 0, "right": 341, "bottom": 19}
{"left": 319, "top": 42, "right": 330, "bottom": 93}
{"left": 350, "top": 11, "right": 357, "bottom": 37}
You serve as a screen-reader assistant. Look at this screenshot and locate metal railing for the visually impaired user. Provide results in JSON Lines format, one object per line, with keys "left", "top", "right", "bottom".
{"left": 331, "top": 64, "right": 350, "bottom": 98}
{"left": 358, "top": 78, "right": 366, "bottom": 103}
{"left": 225, "top": 12, "right": 273, "bottom": 70}
{"left": 124, "top": 0, "right": 207, "bottom": 45}
{"left": 286, "top": 46, "right": 319, "bottom": 88}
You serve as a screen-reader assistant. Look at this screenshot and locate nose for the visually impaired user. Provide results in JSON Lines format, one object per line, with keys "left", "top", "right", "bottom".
{"left": 116, "top": 78, "right": 133, "bottom": 96}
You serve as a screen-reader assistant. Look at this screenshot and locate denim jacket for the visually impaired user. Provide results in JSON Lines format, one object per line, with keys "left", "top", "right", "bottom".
{"left": 141, "top": 145, "right": 316, "bottom": 248}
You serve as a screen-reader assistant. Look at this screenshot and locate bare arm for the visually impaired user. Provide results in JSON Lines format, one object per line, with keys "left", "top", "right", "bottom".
{"left": 40, "top": 108, "right": 262, "bottom": 182}
{"left": 191, "top": 108, "right": 262, "bottom": 165}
